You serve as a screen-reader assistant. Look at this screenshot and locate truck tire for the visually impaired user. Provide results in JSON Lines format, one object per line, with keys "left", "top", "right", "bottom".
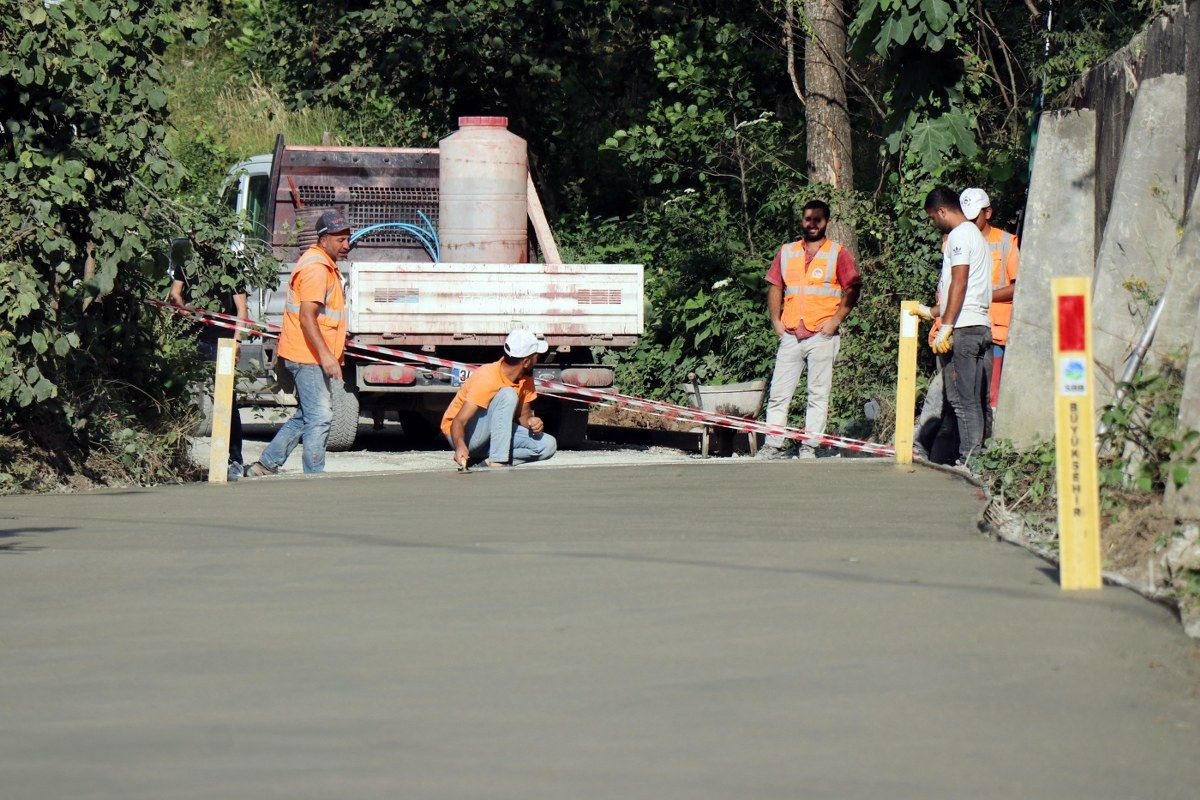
{"left": 549, "top": 401, "right": 589, "bottom": 448}
{"left": 325, "top": 381, "right": 361, "bottom": 452}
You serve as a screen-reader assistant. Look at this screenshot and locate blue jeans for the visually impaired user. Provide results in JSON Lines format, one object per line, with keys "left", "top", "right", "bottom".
{"left": 259, "top": 359, "right": 333, "bottom": 474}
{"left": 198, "top": 340, "right": 242, "bottom": 466}
{"left": 447, "top": 387, "right": 557, "bottom": 465}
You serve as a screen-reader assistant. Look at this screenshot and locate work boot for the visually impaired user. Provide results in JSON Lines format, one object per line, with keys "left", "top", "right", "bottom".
{"left": 227, "top": 462, "right": 244, "bottom": 482}
{"left": 755, "top": 445, "right": 788, "bottom": 460}
{"left": 796, "top": 448, "right": 818, "bottom": 460}
{"left": 243, "top": 461, "right": 277, "bottom": 478}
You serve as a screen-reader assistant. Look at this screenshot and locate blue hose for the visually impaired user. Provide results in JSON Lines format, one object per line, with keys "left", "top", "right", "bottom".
{"left": 350, "top": 215, "right": 441, "bottom": 262}
{"left": 351, "top": 223, "right": 438, "bottom": 261}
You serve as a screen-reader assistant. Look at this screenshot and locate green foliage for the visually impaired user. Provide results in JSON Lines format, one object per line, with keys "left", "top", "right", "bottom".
{"left": 974, "top": 355, "right": 1198, "bottom": 527}
{"left": 850, "top": 0, "right": 979, "bottom": 173}
{"left": 1038, "top": 0, "right": 1175, "bottom": 102}
{"left": 853, "top": 0, "right": 965, "bottom": 56}
{"left": 1098, "top": 355, "right": 1199, "bottom": 498}
{"left": 1182, "top": 569, "right": 1200, "bottom": 601}
{"left": 972, "top": 437, "right": 1057, "bottom": 516}
{"left": 0, "top": 0, "right": 272, "bottom": 488}
{"left": 164, "top": 50, "right": 350, "bottom": 201}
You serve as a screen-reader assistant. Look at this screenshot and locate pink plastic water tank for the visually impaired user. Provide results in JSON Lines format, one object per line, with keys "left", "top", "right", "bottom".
{"left": 438, "top": 116, "right": 528, "bottom": 263}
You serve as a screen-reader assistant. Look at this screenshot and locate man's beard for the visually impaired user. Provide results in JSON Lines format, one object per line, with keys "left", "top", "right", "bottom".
{"left": 803, "top": 228, "right": 824, "bottom": 241}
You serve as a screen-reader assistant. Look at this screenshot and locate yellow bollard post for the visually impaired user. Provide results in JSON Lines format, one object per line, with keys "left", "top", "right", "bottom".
{"left": 207, "top": 339, "right": 237, "bottom": 484}
{"left": 894, "top": 301, "right": 919, "bottom": 465}
{"left": 1051, "top": 276, "right": 1102, "bottom": 590}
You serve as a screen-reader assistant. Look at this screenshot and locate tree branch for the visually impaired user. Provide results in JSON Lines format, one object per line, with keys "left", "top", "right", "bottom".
{"left": 784, "top": 0, "right": 806, "bottom": 105}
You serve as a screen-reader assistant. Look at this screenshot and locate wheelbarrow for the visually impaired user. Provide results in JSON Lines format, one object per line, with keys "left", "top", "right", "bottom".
{"left": 677, "top": 374, "right": 768, "bottom": 457}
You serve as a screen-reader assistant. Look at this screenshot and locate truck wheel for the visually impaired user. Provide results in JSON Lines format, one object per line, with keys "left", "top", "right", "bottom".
{"left": 549, "top": 402, "right": 589, "bottom": 448}
{"left": 193, "top": 388, "right": 214, "bottom": 437}
{"left": 326, "top": 381, "right": 361, "bottom": 452}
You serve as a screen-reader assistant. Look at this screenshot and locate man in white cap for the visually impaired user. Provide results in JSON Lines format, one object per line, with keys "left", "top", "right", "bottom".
{"left": 959, "top": 187, "right": 1020, "bottom": 410}
{"left": 441, "top": 330, "right": 558, "bottom": 468}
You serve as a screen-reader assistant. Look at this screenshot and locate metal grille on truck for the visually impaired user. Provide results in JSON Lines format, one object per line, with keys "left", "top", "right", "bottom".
{"left": 348, "top": 186, "right": 440, "bottom": 247}
{"left": 297, "top": 185, "right": 336, "bottom": 206}
{"left": 576, "top": 289, "right": 623, "bottom": 305}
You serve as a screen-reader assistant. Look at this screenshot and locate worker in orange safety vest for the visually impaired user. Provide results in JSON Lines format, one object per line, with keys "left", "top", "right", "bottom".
{"left": 246, "top": 209, "right": 351, "bottom": 477}
{"left": 959, "top": 187, "right": 1019, "bottom": 409}
{"left": 758, "top": 199, "right": 862, "bottom": 460}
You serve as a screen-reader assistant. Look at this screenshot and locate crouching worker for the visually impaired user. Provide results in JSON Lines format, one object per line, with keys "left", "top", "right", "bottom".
{"left": 442, "top": 330, "right": 558, "bottom": 469}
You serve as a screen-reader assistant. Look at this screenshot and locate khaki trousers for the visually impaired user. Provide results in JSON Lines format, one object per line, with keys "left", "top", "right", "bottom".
{"left": 763, "top": 333, "right": 840, "bottom": 451}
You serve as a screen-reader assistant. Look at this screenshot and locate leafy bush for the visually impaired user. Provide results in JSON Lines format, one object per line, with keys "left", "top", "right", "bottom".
{"left": 0, "top": 0, "right": 273, "bottom": 491}
{"left": 1098, "top": 354, "right": 1200, "bottom": 499}
{"left": 974, "top": 355, "right": 1198, "bottom": 524}
{"left": 973, "top": 437, "right": 1058, "bottom": 517}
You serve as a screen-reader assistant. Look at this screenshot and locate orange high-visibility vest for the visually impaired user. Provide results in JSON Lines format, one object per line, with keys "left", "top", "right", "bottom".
{"left": 277, "top": 245, "right": 348, "bottom": 365}
{"left": 780, "top": 239, "right": 844, "bottom": 332}
{"left": 985, "top": 227, "right": 1019, "bottom": 345}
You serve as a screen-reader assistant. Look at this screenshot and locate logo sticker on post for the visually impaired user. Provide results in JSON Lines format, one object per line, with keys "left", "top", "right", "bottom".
{"left": 1051, "top": 277, "right": 1102, "bottom": 590}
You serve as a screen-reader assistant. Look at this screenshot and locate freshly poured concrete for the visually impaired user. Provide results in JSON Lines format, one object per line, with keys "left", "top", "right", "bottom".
{"left": 1091, "top": 73, "right": 1189, "bottom": 395}
{"left": 2, "top": 462, "right": 1199, "bottom": 799}
{"left": 996, "top": 109, "right": 1097, "bottom": 445}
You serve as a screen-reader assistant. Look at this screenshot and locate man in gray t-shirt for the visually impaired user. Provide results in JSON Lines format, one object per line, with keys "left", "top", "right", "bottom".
{"left": 914, "top": 186, "right": 994, "bottom": 467}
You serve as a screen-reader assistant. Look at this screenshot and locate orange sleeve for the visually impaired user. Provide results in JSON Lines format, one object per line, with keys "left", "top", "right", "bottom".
{"left": 292, "top": 263, "right": 332, "bottom": 305}
{"left": 1006, "top": 238, "right": 1020, "bottom": 283}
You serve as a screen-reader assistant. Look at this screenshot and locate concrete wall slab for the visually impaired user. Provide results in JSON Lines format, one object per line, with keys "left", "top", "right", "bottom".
{"left": 994, "top": 110, "right": 1096, "bottom": 446}
{"left": 1165, "top": 180, "right": 1200, "bottom": 519}
{"left": 1091, "top": 74, "right": 1188, "bottom": 399}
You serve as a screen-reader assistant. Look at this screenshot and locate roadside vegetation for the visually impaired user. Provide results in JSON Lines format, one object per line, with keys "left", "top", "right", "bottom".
{"left": 974, "top": 354, "right": 1200, "bottom": 628}
{"left": 0, "top": 0, "right": 1179, "bottom": 494}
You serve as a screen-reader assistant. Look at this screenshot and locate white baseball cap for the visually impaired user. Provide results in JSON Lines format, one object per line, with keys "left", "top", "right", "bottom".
{"left": 504, "top": 329, "right": 549, "bottom": 358}
{"left": 959, "top": 187, "right": 991, "bottom": 220}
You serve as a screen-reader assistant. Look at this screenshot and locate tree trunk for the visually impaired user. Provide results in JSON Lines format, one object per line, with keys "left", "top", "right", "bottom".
{"left": 802, "top": 0, "right": 857, "bottom": 251}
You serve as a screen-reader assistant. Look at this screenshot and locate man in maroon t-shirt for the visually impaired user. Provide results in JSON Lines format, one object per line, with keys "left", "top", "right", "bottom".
{"left": 758, "top": 199, "right": 861, "bottom": 459}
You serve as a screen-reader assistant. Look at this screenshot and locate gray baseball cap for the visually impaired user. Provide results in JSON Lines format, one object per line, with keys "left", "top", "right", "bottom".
{"left": 316, "top": 210, "right": 351, "bottom": 235}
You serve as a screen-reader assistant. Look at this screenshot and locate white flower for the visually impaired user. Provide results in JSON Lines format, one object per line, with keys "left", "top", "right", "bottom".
{"left": 711, "top": 278, "right": 732, "bottom": 290}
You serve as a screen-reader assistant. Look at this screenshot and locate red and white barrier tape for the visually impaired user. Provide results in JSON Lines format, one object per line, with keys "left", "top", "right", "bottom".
{"left": 149, "top": 300, "right": 895, "bottom": 456}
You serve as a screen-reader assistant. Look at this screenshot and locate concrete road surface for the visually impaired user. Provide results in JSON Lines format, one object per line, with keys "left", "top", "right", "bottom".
{"left": 2, "top": 461, "right": 1198, "bottom": 800}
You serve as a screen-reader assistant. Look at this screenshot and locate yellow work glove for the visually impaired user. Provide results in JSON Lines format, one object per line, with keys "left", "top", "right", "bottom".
{"left": 931, "top": 325, "right": 953, "bottom": 354}
{"left": 913, "top": 304, "right": 935, "bottom": 321}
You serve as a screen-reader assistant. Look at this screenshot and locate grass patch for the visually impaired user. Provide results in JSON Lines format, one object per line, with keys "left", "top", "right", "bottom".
{"left": 164, "top": 42, "right": 349, "bottom": 197}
